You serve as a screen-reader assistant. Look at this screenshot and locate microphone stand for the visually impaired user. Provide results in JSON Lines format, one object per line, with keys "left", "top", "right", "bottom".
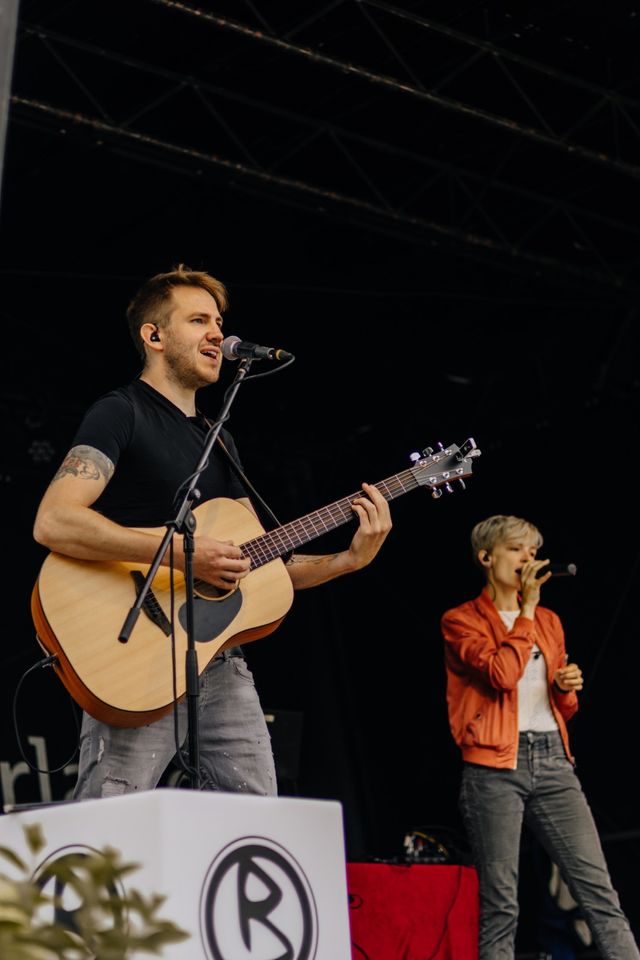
{"left": 117, "top": 357, "right": 254, "bottom": 789}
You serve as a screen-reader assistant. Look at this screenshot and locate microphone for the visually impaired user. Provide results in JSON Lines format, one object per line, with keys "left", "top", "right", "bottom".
{"left": 221, "top": 335, "right": 293, "bottom": 362}
{"left": 536, "top": 562, "right": 577, "bottom": 579}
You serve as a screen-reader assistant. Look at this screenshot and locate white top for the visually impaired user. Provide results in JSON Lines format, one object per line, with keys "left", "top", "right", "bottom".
{"left": 499, "top": 609, "right": 558, "bottom": 732}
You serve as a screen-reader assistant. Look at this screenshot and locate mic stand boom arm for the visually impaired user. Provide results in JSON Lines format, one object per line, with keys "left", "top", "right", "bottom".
{"left": 117, "top": 358, "right": 254, "bottom": 790}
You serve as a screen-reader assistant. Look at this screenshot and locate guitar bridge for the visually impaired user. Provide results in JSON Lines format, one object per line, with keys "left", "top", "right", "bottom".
{"left": 130, "top": 571, "right": 172, "bottom": 637}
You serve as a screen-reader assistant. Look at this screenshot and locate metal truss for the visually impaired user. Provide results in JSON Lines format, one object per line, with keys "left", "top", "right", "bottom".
{"left": 9, "top": 4, "right": 640, "bottom": 293}
{"left": 0, "top": 0, "right": 20, "bottom": 204}
{"left": 153, "top": 0, "right": 640, "bottom": 179}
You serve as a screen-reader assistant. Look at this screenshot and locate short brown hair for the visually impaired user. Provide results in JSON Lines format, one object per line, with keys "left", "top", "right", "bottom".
{"left": 471, "top": 515, "right": 543, "bottom": 568}
{"left": 126, "top": 264, "right": 228, "bottom": 361}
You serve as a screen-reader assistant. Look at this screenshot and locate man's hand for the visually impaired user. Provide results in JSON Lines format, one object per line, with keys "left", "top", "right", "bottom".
{"left": 284, "top": 483, "right": 392, "bottom": 591}
{"left": 554, "top": 662, "right": 583, "bottom": 693}
{"left": 346, "top": 483, "right": 392, "bottom": 571}
{"left": 189, "top": 537, "right": 251, "bottom": 589}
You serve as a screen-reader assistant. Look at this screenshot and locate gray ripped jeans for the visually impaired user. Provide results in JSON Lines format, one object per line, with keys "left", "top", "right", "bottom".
{"left": 74, "top": 652, "right": 277, "bottom": 799}
{"left": 460, "top": 730, "right": 639, "bottom": 960}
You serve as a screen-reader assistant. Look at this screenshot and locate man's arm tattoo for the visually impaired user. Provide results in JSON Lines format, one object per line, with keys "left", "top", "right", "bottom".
{"left": 52, "top": 445, "right": 115, "bottom": 483}
{"left": 286, "top": 553, "right": 339, "bottom": 566}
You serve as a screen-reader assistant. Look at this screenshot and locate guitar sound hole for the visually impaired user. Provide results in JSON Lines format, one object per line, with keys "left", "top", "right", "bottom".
{"left": 193, "top": 580, "right": 237, "bottom": 601}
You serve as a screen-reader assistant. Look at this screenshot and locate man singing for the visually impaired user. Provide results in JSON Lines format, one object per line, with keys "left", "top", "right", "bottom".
{"left": 34, "top": 265, "right": 392, "bottom": 799}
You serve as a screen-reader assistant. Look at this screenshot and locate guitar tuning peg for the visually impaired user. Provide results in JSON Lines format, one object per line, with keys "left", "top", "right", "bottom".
{"left": 422, "top": 447, "right": 434, "bottom": 457}
{"left": 458, "top": 479, "right": 467, "bottom": 491}
{"left": 431, "top": 488, "right": 443, "bottom": 499}
{"left": 436, "top": 442, "right": 444, "bottom": 450}
{"left": 409, "top": 451, "right": 421, "bottom": 462}
{"left": 444, "top": 483, "right": 454, "bottom": 494}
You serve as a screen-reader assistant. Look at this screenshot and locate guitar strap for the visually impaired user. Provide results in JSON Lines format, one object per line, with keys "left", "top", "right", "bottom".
{"left": 202, "top": 418, "right": 294, "bottom": 563}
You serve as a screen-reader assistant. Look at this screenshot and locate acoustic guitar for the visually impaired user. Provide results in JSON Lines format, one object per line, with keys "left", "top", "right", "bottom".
{"left": 31, "top": 439, "right": 480, "bottom": 727}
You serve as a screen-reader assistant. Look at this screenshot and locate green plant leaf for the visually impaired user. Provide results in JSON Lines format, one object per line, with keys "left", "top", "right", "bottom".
{"left": 24, "top": 823, "right": 47, "bottom": 856}
{"left": 0, "top": 845, "right": 27, "bottom": 871}
{"left": 0, "top": 824, "right": 192, "bottom": 957}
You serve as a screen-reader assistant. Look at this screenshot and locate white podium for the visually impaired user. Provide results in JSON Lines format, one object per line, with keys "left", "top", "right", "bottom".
{"left": 0, "top": 789, "right": 352, "bottom": 959}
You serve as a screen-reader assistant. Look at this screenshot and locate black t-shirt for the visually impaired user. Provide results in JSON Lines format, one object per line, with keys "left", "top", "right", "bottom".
{"left": 72, "top": 379, "right": 247, "bottom": 527}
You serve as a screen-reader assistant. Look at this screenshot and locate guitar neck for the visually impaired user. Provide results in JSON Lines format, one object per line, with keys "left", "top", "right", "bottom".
{"left": 241, "top": 468, "right": 420, "bottom": 570}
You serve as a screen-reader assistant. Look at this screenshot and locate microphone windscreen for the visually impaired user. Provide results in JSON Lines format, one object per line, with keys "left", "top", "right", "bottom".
{"left": 221, "top": 335, "right": 241, "bottom": 360}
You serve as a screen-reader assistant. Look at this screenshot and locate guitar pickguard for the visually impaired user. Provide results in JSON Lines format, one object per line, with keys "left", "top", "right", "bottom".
{"left": 178, "top": 590, "right": 244, "bottom": 643}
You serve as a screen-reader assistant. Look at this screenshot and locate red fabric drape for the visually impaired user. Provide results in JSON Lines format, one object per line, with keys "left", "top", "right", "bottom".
{"left": 347, "top": 862, "right": 479, "bottom": 959}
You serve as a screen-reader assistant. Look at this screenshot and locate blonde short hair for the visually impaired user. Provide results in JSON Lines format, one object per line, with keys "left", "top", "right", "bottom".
{"left": 471, "top": 515, "right": 543, "bottom": 568}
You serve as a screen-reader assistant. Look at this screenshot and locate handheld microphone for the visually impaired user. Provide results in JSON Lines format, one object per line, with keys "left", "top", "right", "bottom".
{"left": 536, "top": 563, "right": 577, "bottom": 579}
{"left": 221, "top": 335, "right": 294, "bottom": 362}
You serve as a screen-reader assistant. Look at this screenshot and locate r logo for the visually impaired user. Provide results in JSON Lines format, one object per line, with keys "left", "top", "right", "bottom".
{"left": 32, "top": 844, "right": 126, "bottom": 944}
{"left": 200, "top": 836, "right": 318, "bottom": 960}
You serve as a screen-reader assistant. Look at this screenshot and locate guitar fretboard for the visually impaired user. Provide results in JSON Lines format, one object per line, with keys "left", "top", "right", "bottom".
{"left": 240, "top": 468, "right": 421, "bottom": 570}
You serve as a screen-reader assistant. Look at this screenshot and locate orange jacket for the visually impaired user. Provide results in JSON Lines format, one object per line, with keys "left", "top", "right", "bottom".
{"left": 441, "top": 589, "right": 578, "bottom": 769}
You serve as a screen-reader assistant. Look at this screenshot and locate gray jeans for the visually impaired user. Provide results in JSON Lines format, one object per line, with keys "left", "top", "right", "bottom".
{"left": 74, "top": 652, "right": 277, "bottom": 799}
{"left": 460, "top": 730, "right": 639, "bottom": 960}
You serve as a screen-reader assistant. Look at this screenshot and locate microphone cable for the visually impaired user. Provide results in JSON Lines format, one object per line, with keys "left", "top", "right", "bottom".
{"left": 12, "top": 654, "right": 80, "bottom": 774}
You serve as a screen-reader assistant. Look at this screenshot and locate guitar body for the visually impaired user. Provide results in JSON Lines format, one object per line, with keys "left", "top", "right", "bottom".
{"left": 31, "top": 438, "right": 480, "bottom": 730}
{"left": 31, "top": 498, "right": 294, "bottom": 728}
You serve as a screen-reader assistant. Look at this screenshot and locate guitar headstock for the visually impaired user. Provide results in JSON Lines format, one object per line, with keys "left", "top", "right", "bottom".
{"left": 409, "top": 438, "right": 481, "bottom": 498}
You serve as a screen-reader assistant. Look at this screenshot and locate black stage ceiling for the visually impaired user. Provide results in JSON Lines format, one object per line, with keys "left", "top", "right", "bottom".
{"left": 1, "top": 3, "right": 640, "bottom": 952}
